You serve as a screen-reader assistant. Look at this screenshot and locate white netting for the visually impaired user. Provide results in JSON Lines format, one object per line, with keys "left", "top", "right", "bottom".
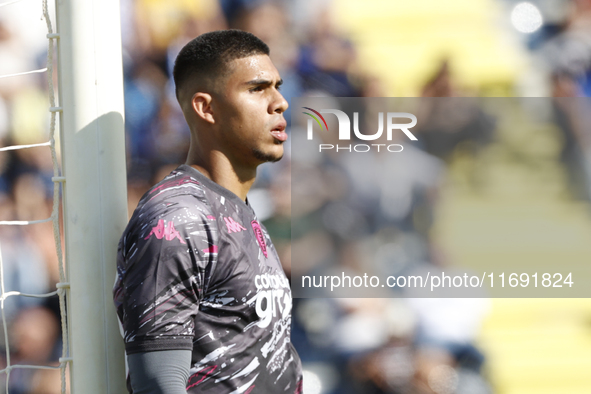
{"left": 0, "top": 0, "right": 69, "bottom": 393}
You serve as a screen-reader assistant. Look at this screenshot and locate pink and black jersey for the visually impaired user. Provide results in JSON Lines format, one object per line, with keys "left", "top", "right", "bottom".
{"left": 114, "top": 165, "right": 302, "bottom": 393}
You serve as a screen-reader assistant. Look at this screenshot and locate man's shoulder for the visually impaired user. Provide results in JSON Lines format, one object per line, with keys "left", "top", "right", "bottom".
{"left": 126, "top": 167, "right": 218, "bottom": 235}
{"left": 146, "top": 168, "right": 207, "bottom": 202}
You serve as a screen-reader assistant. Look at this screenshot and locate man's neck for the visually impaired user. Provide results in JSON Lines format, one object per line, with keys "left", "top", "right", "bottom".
{"left": 186, "top": 150, "right": 256, "bottom": 201}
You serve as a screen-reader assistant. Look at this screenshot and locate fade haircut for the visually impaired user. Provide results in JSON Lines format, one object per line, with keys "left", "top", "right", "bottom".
{"left": 173, "top": 30, "right": 270, "bottom": 100}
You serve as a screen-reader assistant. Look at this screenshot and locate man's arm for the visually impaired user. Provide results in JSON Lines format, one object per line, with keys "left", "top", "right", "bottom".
{"left": 116, "top": 182, "right": 219, "bottom": 392}
{"left": 128, "top": 350, "right": 191, "bottom": 394}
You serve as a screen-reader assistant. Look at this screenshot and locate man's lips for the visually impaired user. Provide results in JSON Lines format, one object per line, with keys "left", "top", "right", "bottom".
{"left": 270, "top": 122, "right": 288, "bottom": 142}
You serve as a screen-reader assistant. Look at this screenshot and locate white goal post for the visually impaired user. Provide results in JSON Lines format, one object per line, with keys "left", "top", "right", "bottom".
{"left": 55, "top": 0, "right": 128, "bottom": 392}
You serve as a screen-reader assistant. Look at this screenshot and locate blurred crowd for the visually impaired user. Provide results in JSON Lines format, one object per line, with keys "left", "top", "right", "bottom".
{"left": 0, "top": 0, "right": 591, "bottom": 393}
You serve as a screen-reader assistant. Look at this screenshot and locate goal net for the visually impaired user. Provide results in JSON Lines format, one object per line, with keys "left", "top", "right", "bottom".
{"left": 0, "top": 0, "right": 128, "bottom": 393}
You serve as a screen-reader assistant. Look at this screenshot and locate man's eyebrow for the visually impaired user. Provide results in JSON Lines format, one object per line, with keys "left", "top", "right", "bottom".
{"left": 245, "top": 78, "right": 284, "bottom": 87}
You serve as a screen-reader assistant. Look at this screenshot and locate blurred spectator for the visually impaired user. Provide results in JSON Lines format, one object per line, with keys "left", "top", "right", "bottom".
{"left": 29, "top": 367, "right": 69, "bottom": 394}
{"left": 6, "top": 307, "right": 60, "bottom": 394}
{"left": 552, "top": 87, "right": 591, "bottom": 201}
{"left": 417, "top": 61, "right": 496, "bottom": 164}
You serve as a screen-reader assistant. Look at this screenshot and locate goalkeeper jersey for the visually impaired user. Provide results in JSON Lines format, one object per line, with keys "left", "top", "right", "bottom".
{"left": 114, "top": 164, "right": 302, "bottom": 393}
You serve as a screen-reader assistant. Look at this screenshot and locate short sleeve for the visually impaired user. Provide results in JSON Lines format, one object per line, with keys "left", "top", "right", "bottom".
{"left": 114, "top": 198, "right": 219, "bottom": 355}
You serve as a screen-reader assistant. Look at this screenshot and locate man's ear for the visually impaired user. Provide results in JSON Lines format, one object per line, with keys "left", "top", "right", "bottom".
{"left": 191, "top": 92, "right": 215, "bottom": 124}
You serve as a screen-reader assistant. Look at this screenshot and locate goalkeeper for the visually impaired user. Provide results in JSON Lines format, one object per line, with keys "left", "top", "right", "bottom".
{"left": 113, "top": 30, "right": 302, "bottom": 394}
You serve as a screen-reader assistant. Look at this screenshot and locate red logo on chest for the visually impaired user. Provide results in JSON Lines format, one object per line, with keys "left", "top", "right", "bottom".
{"left": 251, "top": 220, "right": 268, "bottom": 258}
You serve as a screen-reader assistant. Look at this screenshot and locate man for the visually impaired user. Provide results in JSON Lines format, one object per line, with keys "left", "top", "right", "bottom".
{"left": 113, "top": 30, "right": 302, "bottom": 393}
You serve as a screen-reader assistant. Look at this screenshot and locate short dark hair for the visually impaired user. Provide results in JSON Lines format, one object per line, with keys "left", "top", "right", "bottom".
{"left": 173, "top": 30, "right": 270, "bottom": 99}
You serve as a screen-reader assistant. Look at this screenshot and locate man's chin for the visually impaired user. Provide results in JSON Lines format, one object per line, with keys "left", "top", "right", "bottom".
{"left": 253, "top": 147, "right": 284, "bottom": 163}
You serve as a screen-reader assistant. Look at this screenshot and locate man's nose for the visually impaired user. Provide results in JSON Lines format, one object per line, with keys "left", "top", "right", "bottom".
{"left": 271, "top": 90, "right": 289, "bottom": 114}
